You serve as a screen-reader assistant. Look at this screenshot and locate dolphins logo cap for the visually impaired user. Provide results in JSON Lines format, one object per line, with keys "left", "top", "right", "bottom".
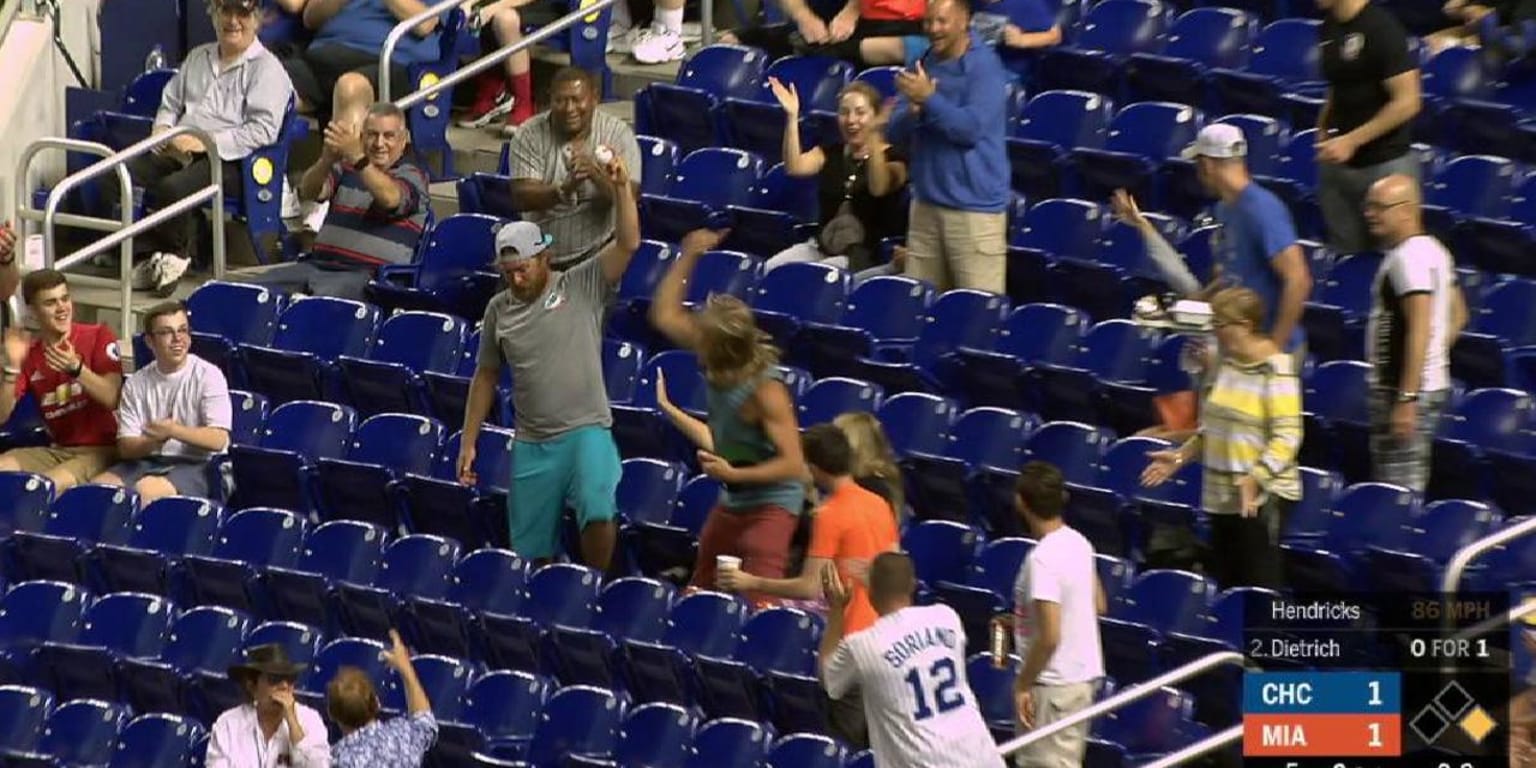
{"left": 1181, "top": 123, "right": 1248, "bottom": 160}
{"left": 494, "top": 221, "right": 553, "bottom": 264}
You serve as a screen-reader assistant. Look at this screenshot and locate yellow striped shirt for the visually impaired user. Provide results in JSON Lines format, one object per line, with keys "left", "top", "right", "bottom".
{"left": 1195, "top": 351, "right": 1303, "bottom": 514}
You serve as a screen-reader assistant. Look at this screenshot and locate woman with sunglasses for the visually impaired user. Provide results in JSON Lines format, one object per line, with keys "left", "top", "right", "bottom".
{"left": 206, "top": 644, "right": 330, "bottom": 768}
{"left": 1140, "top": 287, "right": 1303, "bottom": 590}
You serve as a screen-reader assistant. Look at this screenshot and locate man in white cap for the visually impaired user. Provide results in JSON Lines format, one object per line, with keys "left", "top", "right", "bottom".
{"left": 457, "top": 154, "right": 638, "bottom": 571}
{"left": 1112, "top": 123, "right": 1313, "bottom": 360}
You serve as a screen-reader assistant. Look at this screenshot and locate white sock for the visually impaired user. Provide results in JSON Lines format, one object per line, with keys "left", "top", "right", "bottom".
{"left": 656, "top": 6, "right": 683, "bottom": 34}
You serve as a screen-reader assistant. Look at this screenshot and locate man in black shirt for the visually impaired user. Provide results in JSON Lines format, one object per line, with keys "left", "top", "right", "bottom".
{"left": 1316, "top": 0, "right": 1423, "bottom": 253}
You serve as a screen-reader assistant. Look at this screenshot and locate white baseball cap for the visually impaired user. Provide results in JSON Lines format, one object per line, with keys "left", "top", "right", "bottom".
{"left": 1181, "top": 123, "right": 1248, "bottom": 160}
{"left": 494, "top": 221, "right": 552, "bottom": 263}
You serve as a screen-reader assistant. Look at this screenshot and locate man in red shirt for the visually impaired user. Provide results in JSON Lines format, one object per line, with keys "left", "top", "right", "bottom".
{"left": 0, "top": 270, "right": 123, "bottom": 490}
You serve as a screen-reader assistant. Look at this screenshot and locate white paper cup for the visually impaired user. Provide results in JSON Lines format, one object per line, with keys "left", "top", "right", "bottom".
{"left": 716, "top": 555, "right": 742, "bottom": 572}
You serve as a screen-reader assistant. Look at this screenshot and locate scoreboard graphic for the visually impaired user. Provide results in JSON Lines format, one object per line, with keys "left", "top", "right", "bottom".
{"left": 1240, "top": 593, "right": 1516, "bottom": 768}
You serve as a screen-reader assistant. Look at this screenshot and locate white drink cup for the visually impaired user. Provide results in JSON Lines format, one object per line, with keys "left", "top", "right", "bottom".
{"left": 716, "top": 555, "right": 742, "bottom": 573}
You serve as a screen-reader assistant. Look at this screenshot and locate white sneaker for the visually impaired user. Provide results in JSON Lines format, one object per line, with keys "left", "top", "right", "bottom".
{"left": 632, "top": 24, "right": 686, "bottom": 64}
{"left": 131, "top": 253, "right": 161, "bottom": 291}
{"left": 301, "top": 199, "right": 330, "bottom": 234}
{"left": 152, "top": 253, "right": 190, "bottom": 297}
{"left": 281, "top": 178, "right": 300, "bottom": 219}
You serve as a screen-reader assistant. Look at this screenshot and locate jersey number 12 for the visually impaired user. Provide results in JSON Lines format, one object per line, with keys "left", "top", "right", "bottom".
{"left": 905, "top": 657, "right": 964, "bottom": 721}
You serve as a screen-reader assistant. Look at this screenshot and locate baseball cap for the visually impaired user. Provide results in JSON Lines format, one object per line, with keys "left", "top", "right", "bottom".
{"left": 1181, "top": 123, "right": 1247, "bottom": 160}
{"left": 494, "top": 221, "right": 553, "bottom": 263}
{"left": 210, "top": 0, "right": 260, "bottom": 13}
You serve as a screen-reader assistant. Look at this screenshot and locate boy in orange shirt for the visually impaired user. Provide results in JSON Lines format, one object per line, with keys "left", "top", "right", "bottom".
{"left": 717, "top": 423, "right": 899, "bottom": 748}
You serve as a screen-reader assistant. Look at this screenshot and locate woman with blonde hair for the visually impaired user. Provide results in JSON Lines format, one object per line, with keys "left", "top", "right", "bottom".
{"left": 832, "top": 411, "right": 905, "bottom": 519}
{"left": 650, "top": 228, "right": 808, "bottom": 607}
{"left": 1141, "top": 287, "right": 1302, "bottom": 589}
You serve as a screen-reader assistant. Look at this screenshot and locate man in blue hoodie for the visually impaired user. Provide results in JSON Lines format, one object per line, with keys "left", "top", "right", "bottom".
{"left": 886, "top": 0, "right": 1010, "bottom": 294}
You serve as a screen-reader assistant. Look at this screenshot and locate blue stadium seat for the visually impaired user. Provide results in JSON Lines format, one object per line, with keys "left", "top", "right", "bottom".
{"left": 1426, "top": 154, "right": 1518, "bottom": 221}
{"left": 482, "top": 564, "right": 601, "bottom": 674}
{"left": 381, "top": 653, "right": 476, "bottom": 721}
{"left": 1071, "top": 102, "right": 1201, "bottom": 205}
{"left": 1097, "top": 215, "right": 1189, "bottom": 301}
{"left": 397, "top": 426, "right": 516, "bottom": 552}
{"left": 587, "top": 702, "right": 695, "bottom": 768}
{"left": 455, "top": 172, "right": 518, "bottom": 219}
{"left": 1282, "top": 482, "right": 1419, "bottom": 591}
{"left": 787, "top": 275, "right": 935, "bottom": 379}
{"left": 1098, "top": 616, "right": 1159, "bottom": 684}
{"left": 521, "top": 685, "right": 624, "bottom": 766}
{"left": 255, "top": 519, "right": 385, "bottom": 632}
{"left": 766, "top": 733, "right": 845, "bottom": 768}
{"left": 604, "top": 339, "right": 647, "bottom": 405}
{"left": 1038, "top": 0, "right": 1168, "bottom": 94}
{"left": 853, "top": 290, "right": 1011, "bottom": 396}
{"left": 684, "top": 718, "right": 771, "bottom": 768}
{"left": 642, "top": 148, "right": 766, "bottom": 243}
{"left": 1432, "top": 387, "right": 1533, "bottom": 501}
{"left": 228, "top": 390, "right": 269, "bottom": 447}
{"left": 1031, "top": 319, "right": 1159, "bottom": 425}
{"left": 800, "top": 377, "right": 884, "bottom": 426}
{"left": 401, "top": 547, "right": 528, "bottom": 659}
{"left": 338, "top": 311, "right": 467, "bottom": 417}
{"left": 846, "top": 751, "right": 875, "bottom": 768}
{"left": 697, "top": 607, "right": 821, "bottom": 719}
{"left": 312, "top": 413, "right": 445, "bottom": 530}
{"left": 612, "top": 350, "right": 707, "bottom": 462}
{"left": 80, "top": 496, "right": 221, "bottom": 596}
{"left": 877, "top": 393, "right": 958, "bottom": 458}
{"left": 967, "top": 652, "right": 1023, "bottom": 741}
{"left": 1098, "top": 686, "right": 1200, "bottom": 757}
{"left": 724, "top": 163, "right": 820, "bottom": 258}
{"left": 1008, "top": 90, "right": 1114, "bottom": 200}
{"left": 174, "top": 508, "right": 306, "bottom": 612}
{"left": 624, "top": 474, "right": 719, "bottom": 577}
{"left": 751, "top": 261, "right": 851, "bottom": 344}
{"left": 4, "top": 484, "right": 135, "bottom": 584}
{"left": 969, "top": 537, "right": 1035, "bottom": 600}
{"left": 1159, "top": 112, "right": 1287, "bottom": 217}
{"left": 1124, "top": 7, "right": 1255, "bottom": 106}
{"left": 0, "top": 685, "right": 51, "bottom": 753}
{"left": 239, "top": 297, "right": 380, "bottom": 405}
{"left": 616, "top": 458, "right": 686, "bottom": 525}
{"left": 0, "top": 472, "right": 53, "bottom": 537}
{"left": 903, "top": 520, "right": 981, "bottom": 587}
{"left": 902, "top": 407, "right": 1034, "bottom": 524}
{"left": 1300, "top": 359, "right": 1372, "bottom": 478}
{"left": 1023, "top": 421, "right": 1111, "bottom": 486}
{"left": 1361, "top": 499, "right": 1499, "bottom": 593}
{"left": 1115, "top": 569, "right": 1215, "bottom": 635}
{"left": 225, "top": 399, "right": 357, "bottom": 513}
{"left": 1208, "top": 19, "right": 1322, "bottom": 118}
{"left": 115, "top": 606, "right": 251, "bottom": 717}
{"left": 621, "top": 591, "right": 747, "bottom": 705}
{"left": 0, "top": 581, "right": 88, "bottom": 684}
{"left": 367, "top": 213, "right": 503, "bottom": 321}
{"left": 109, "top": 713, "right": 204, "bottom": 768}
{"left": 30, "top": 697, "right": 128, "bottom": 768}
{"left": 638, "top": 135, "right": 681, "bottom": 197}
{"left": 722, "top": 55, "right": 854, "bottom": 159}
{"left": 300, "top": 637, "right": 388, "bottom": 700}
{"left": 549, "top": 576, "right": 675, "bottom": 688}
{"left": 464, "top": 669, "right": 548, "bottom": 758}
{"left": 334, "top": 534, "right": 461, "bottom": 641}
{"left": 185, "top": 281, "right": 282, "bottom": 387}
{"left": 37, "top": 591, "right": 172, "bottom": 702}
{"left": 948, "top": 303, "right": 1089, "bottom": 410}
{"left": 639, "top": 45, "right": 770, "bottom": 152}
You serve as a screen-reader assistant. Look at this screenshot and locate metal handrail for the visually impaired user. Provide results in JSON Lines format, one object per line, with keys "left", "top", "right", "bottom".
{"left": 1439, "top": 515, "right": 1536, "bottom": 665}
{"left": 996, "top": 650, "right": 1247, "bottom": 758}
{"left": 383, "top": 0, "right": 620, "bottom": 111}
{"left": 1139, "top": 724, "right": 1244, "bottom": 768}
{"left": 1451, "top": 597, "right": 1536, "bottom": 644}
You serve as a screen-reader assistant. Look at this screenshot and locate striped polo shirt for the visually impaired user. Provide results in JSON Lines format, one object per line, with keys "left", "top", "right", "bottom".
{"left": 313, "top": 159, "right": 431, "bottom": 268}
{"left": 1199, "top": 351, "right": 1304, "bottom": 513}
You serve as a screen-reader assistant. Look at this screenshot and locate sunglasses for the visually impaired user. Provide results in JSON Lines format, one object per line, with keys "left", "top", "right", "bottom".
{"left": 262, "top": 672, "right": 298, "bottom": 685}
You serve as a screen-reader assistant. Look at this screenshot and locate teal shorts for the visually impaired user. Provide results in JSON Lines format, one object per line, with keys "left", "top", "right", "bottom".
{"left": 509, "top": 425, "right": 621, "bottom": 560}
{"left": 902, "top": 36, "right": 929, "bottom": 67}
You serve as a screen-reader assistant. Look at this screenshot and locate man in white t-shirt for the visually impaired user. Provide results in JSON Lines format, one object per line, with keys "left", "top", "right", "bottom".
{"left": 1010, "top": 461, "right": 1105, "bottom": 768}
{"left": 93, "top": 300, "right": 233, "bottom": 503}
{"left": 821, "top": 552, "right": 1006, "bottom": 768}
{"left": 1363, "top": 174, "right": 1469, "bottom": 492}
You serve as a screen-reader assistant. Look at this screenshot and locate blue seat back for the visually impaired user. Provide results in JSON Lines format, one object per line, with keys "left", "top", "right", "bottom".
{"left": 737, "top": 606, "right": 821, "bottom": 675}
{"left": 78, "top": 592, "right": 173, "bottom": 657}
{"left": 465, "top": 669, "right": 548, "bottom": 742}
{"left": 616, "top": 702, "right": 696, "bottom": 767}
{"left": 161, "top": 606, "right": 250, "bottom": 674}
{"left": 38, "top": 698, "right": 128, "bottom": 766}
{"left": 122, "top": 69, "right": 175, "bottom": 116}
{"left": 1447, "top": 388, "right": 1533, "bottom": 452}
{"left": 971, "top": 538, "right": 1034, "bottom": 597}
{"left": 1024, "top": 421, "right": 1110, "bottom": 484}
{"left": 270, "top": 298, "right": 380, "bottom": 359}
{"left": 842, "top": 276, "right": 936, "bottom": 342}
{"left": 127, "top": 496, "right": 222, "bottom": 556}
{"left": 295, "top": 520, "right": 386, "bottom": 584}
{"left": 1215, "top": 113, "right": 1286, "bottom": 176}
{"left": 767, "top": 733, "right": 846, "bottom": 768}
{"left": 688, "top": 718, "right": 771, "bottom": 768}
{"left": 877, "top": 393, "right": 958, "bottom": 457}
{"left": 347, "top": 413, "right": 445, "bottom": 475}
{"left": 109, "top": 713, "right": 203, "bottom": 768}
{"left": 617, "top": 240, "right": 676, "bottom": 303}
{"left": 949, "top": 407, "right": 1033, "bottom": 469}
{"left": 663, "top": 591, "right": 747, "bottom": 657}
{"left": 1163, "top": 7, "right": 1253, "bottom": 67}
{"left": 258, "top": 400, "right": 357, "bottom": 460}
{"left": 686, "top": 250, "right": 761, "bottom": 304}
{"left": 1103, "top": 102, "right": 1201, "bottom": 161}
{"left": 304, "top": 637, "right": 388, "bottom": 694}
{"left": 853, "top": 65, "right": 902, "bottom": 100}
{"left": 675, "top": 475, "right": 723, "bottom": 532}
{"left": 604, "top": 339, "right": 646, "bottom": 404}
{"left": 593, "top": 577, "right": 675, "bottom": 643}
{"left": 675, "top": 45, "right": 770, "bottom": 100}
{"left": 0, "top": 685, "right": 52, "bottom": 752}
{"left": 1426, "top": 154, "right": 1517, "bottom": 218}
{"left": 229, "top": 390, "right": 269, "bottom": 446}
{"left": 901, "top": 520, "right": 981, "bottom": 586}
{"left": 617, "top": 458, "right": 685, "bottom": 525}
{"left": 245, "top": 621, "right": 323, "bottom": 667}
{"left": 748, "top": 163, "right": 820, "bottom": 222}
{"left": 915, "top": 290, "right": 1011, "bottom": 369}
{"left": 526, "top": 563, "right": 602, "bottom": 628}
{"left": 801, "top": 377, "right": 884, "bottom": 425}
{"left": 1423, "top": 45, "right": 1489, "bottom": 100}
{"left": 754, "top": 261, "right": 849, "bottom": 324}
{"left": 1076, "top": 319, "right": 1159, "bottom": 382}
{"left": 667, "top": 148, "right": 764, "bottom": 209}
{"left": 634, "top": 350, "right": 708, "bottom": 411}
{"left": 376, "top": 534, "right": 461, "bottom": 599}
{"left": 1017, "top": 198, "right": 1104, "bottom": 261}
{"left": 998, "top": 303, "right": 1088, "bottom": 365}
{"left": 1076, "top": 0, "right": 1167, "bottom": 54}
{"left": 1248, "top": 19, "right": 1322, "bottom": 82}
{"left": 0, "top": 472, "right": 54, "bottom": 534}
{"left": 370, "top": 311, "right": 466, "bottom": 373}
{"left": 382, "top": 654, "right": 474, "bottom": 720}
{"left": 1305, "top": 360, "right": 1372, "bottom": 423}
{"left": 759, "top": 55, "right": 854, "bottom": 113}
{"left": 1474, "top": 277, "right": 1536, "bottom": 346}
{"left": 449, "top": 548, "right": 529, "bottom": 616}
{"left": 638, "top": 135, "right": 681, "bottom": 197}
{"left": 437, "top": 427, "right": 516, "bottom": 492}
{"left": 47, "top": 484, "right": 137, "bottom": 543}
{"left": 1119, "top": 569, "right": 1215, "bottom": 634}
{"left": 416, "top": 213, "right": 503, "bottom": 291}
{"left": 528, "top": 685, "right": 624, "bottom": 765}
{"left": 210, "top": 509, "right": 306, "bottom": 568}
{"left": 0, "top": 581, "right": 87, "bottom": 649}
{"left": 1015, "top": 90, "right": 1113, "bottom": 150}
{"left": 187, "top": 281, "right": 281, "bottom": 346}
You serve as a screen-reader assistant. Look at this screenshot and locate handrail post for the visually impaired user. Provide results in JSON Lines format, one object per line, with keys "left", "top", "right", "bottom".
{"left": 379, "top": 0, "right": 463, "bottom": 107}
{"left": 996, "top": 651, "right": 1246, "bottom": 759}
{"left": 1438, "top": 515, "right": 1536, "bottom": 669}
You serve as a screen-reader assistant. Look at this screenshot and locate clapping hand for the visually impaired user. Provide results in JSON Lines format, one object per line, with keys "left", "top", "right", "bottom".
{"left": 143, "top": 419, "right": 179, "bottom": 442}
{"left": 42, "top": 338, "right": 80, "bottom": 376}
{"left": 323, "top": 121, "right": 364, "bottom": 165}
{"left": 895, "top": 62, "right": 938, "bottom": 105}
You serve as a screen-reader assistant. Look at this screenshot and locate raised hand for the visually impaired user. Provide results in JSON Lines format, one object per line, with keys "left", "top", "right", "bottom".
{"left": 767, "top": 76, "right": 800, "bottom": 115}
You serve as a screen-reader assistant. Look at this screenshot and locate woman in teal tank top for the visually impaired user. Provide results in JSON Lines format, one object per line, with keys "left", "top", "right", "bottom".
{"left": 649, "top": 228, "right": 808, "bottom": 607}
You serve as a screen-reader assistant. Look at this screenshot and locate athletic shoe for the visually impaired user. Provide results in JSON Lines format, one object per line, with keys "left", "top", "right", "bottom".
{"left": 151, "top": 252, "right": 190, "bottom": 297}
{"left": 632, "top": 24, "right": 686, "bottom": 64}
{"left": 458, "top": 88, "right": 513, "bottom": 129}
{"left": 130, "top": 253, "right": 161, "bottom": 291}
{"left": 606, "top": 24, "right": 638, "bottom": 53}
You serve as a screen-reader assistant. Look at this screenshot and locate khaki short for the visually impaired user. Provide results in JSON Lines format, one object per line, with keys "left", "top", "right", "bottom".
{"left": 0, "top": 445, "right": 118, "bottom": 488}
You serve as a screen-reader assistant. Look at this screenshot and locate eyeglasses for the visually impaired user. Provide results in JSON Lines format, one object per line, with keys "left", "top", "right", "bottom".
{"left": 262, "top": 673, "right": 298, "bottom": 685}
{"left": 151, "top": 327, "right": 191, "bottom": 340}
{"left": 1363, "top": 200, "right": 1410, "bottom": 213}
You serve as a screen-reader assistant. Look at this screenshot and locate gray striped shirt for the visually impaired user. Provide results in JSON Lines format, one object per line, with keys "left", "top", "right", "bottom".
{"left": 506, "top": 111, "right": 641, "bottom": 264}
{"left": 823, "top": 604, "right": 1006, "bottom": 768}
{"left": 154, "top": 40, "right": 294, "bottom": 161}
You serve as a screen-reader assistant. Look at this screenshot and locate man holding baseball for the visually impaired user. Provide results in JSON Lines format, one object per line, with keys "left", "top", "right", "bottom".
{"left": 458, "top": 153, "right": 640, "bottom": 572}
{"left": 505, "top": 67, "right": 641, "bottom": 269}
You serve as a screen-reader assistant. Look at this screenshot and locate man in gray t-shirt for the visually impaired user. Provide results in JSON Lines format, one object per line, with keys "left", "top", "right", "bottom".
{"left": 94, "top": 301, "right": 232, "bottom": 503}
{"left": 459, "top": 154, "right": 640, "bottom": 570}
{"left": 506, "top": 67, "right": 642, "bottom": 268}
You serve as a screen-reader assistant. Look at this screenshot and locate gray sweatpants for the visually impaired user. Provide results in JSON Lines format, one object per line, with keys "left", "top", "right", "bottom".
{"left": 1317, "top": 152, "right": 1421, "bottom": 254}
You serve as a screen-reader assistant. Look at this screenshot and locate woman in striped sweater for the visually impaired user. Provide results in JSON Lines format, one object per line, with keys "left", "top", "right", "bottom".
{"left": 1140, "top": 287, "right": 1303, "bottom": 590}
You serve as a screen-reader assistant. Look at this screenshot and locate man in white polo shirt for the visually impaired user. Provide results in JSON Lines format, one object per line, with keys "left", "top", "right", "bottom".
{"left": 1011, "top": 461, "right": 1105, "bottom": 768}
{"left": 92, "top": 300, "right": 232, "bottom": 503}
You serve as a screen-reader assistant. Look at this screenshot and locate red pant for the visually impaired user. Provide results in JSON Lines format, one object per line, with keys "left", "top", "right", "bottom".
{"left": 689, "top": 504, "right": 800, "bottom": 608}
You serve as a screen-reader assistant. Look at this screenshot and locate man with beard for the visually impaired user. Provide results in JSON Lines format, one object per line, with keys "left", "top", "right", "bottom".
{"left": 92, "top": 301, "right": 232, "bottom": 504}
{"left": 504, "top": 67, "right": 640, "bottom": 269}
{"left": 457, "top": 155, "right": 639, "bottom": 571}
{"left": 0, "top": 269, "right": 122, "bottom": 492}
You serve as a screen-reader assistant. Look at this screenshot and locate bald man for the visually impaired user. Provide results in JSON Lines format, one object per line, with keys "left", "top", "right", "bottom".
{"left": 1362, "top": 174, "right": 1467, "bottom": 492}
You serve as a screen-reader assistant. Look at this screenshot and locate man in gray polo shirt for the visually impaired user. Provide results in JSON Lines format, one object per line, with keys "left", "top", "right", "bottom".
{"left": 458, "top": 154, "right": 640, "bottom": 570}
{"left": 118, "top": 0, "right": 294, "bottom": 296}
{"left": 93, "top": 301, "right": 232, "bottom": 503}
{"left": 505, "top": 67, "right": 641, "bottom": 269}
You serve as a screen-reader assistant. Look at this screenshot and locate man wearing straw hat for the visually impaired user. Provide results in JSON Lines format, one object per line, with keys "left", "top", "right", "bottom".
{"left": 206, "top": 644, "right": 331, "bottom": 768}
